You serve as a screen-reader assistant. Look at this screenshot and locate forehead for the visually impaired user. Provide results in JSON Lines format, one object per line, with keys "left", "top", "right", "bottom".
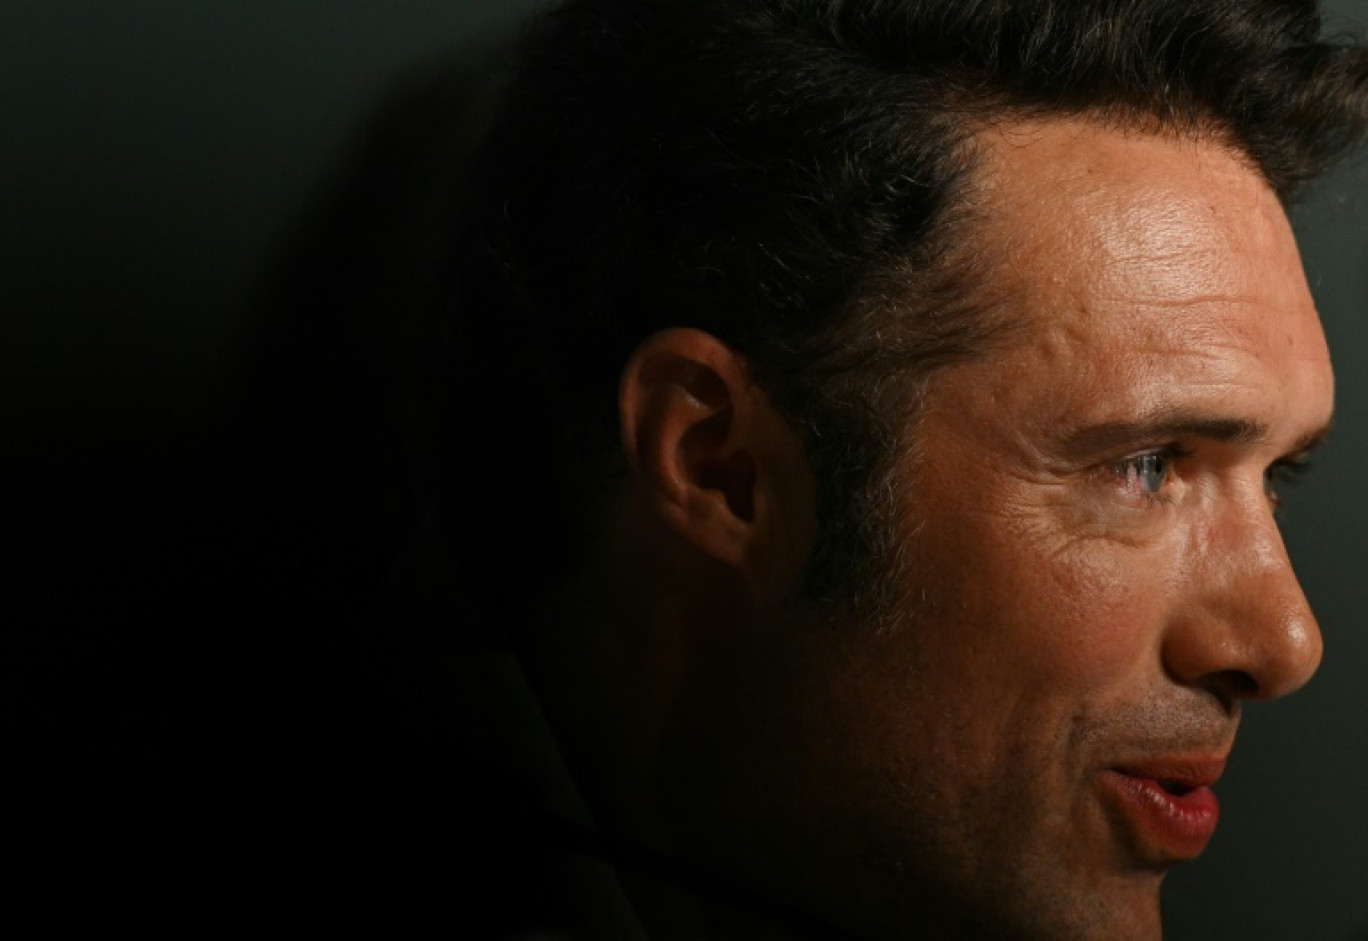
{"left": 962, "top": 119, "right": 1333, "bottom": 432}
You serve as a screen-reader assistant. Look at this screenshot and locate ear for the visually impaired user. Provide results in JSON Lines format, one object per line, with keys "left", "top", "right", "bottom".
{"left": 619, "top": 328, "right": 813, "bottom": 580}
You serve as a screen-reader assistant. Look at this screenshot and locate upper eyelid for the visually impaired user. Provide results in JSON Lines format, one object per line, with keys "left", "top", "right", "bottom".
{"left": 1116, "top": 439, "right": 1318, "bottom": 468}
{"left": 1107, "top": 445, "right": 1316, "bottom": 493}
{"left": 1113, "top": 443, "right": 1190, "bottom": 464}
{"left": 1087, "top": 442, "right": 1317, "bottom": 498}
{"left": 1063, "top": 414, "right": 1332, "bottom": 467}
{"left": 1267, "top": 454, "right": 1314, "bottom": 480}
{"left": 1271, "top": 445, "right": 1317, "bottom": 467}
{"left": 1061, "top": 415, "right": 1266, "bottom": 460}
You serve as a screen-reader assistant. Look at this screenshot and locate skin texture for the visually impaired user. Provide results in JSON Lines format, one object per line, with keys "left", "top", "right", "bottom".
{"left": 532, "top": 120, "right": 1332, "bottom": 939}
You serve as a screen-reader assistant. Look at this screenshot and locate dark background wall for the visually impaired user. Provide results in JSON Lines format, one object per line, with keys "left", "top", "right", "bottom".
{"left": 5, "top": 2, "right": 1364, "bottom": 936}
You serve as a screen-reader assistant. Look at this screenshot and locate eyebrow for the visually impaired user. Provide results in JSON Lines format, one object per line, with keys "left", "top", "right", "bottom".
{"left": 1059, "top": 409, "right": 1331, "bottom": 459}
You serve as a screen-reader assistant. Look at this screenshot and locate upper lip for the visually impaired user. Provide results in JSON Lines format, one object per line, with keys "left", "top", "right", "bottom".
{"left": 1110, "top": 755, "right": 1229, "bottom": 794}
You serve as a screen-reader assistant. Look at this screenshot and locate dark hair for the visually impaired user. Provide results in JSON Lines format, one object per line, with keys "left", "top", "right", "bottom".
{"left": 437, "top": 0, "right": 1368, "bottom": 615}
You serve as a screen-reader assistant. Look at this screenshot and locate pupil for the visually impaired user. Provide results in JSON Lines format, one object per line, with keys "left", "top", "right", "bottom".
{"left": 1140, "top": 454, "right": 1167, "bottom": 492}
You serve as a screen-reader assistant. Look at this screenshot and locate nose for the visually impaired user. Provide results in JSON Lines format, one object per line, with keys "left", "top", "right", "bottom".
{"left": 1162, "top": 496, "right": 1323, "bottom": 707}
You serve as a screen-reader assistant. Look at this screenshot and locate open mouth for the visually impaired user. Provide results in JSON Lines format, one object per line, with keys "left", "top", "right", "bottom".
{"left": 1099, "top": 769, "right": 1222, "bottom": 861}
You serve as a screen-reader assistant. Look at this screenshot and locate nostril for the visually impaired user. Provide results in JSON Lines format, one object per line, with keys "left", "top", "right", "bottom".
{"left": 1162, "top": 581, "right": 1322, "bottom": 705}
{"left": 1209, "top": 669, "right": 1259, "bottom": 707}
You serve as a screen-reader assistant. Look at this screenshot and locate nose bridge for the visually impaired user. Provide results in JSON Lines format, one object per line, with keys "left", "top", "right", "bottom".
{"left": 1166, "top": 489, "right": 1323, "bottom": 703}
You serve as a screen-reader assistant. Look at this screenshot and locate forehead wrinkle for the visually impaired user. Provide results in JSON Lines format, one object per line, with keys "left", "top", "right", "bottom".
{"left": 1113, "top": 325, "right": 1275, "bottom": 361}
{"left": 1080, "top": 283, "right": 1322, "bottom": 363}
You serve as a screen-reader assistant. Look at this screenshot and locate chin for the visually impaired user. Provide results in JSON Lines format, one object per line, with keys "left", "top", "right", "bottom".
{"left": 829, "top": 866, "right": 1167, "bottom": 941}
{"left": 975, "top": 875, "right": 1166, "bottom": 941}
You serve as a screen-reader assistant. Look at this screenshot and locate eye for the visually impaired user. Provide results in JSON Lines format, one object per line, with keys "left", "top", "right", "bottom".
{"left": 1099, "top": 448, "right": 1187, "bottom": 506}
{"left": 1111, "top": 449, "right": 1176, "bottom": 502}
{"left": 1265, "top": 457, "right": 1312, "bottom": 510}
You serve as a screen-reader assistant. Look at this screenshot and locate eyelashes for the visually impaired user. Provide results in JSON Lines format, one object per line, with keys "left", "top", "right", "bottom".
{"left": 1265, "top": 456, "right": 1313, "bottom": 510}
{"left": 1109, "top": 447, "right": 1188, "bottom": 506}
{"left": 1105, "top": 447, "right": 1311, "bottom": 512}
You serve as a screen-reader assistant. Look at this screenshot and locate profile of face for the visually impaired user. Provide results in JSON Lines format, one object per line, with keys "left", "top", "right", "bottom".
{"left": 634, "top": 121, "right": 1332, "bottom": 939}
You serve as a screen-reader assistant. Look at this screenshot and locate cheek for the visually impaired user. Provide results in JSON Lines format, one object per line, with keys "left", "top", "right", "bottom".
{"left": 1031, "top": 545, "right": 1164, "bottom": 679}
{"left": 915, "top": 501, "right": 1177, "bottom": 706}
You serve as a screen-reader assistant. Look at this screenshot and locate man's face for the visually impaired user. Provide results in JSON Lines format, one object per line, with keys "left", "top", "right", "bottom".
{"left": 656, "top": 121, "right": 1332, "bottom": 939}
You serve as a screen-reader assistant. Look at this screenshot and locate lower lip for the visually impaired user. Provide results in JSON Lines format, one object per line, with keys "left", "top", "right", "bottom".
{"left": 1098, "top": 770, "right": 1220, "bottom": 862}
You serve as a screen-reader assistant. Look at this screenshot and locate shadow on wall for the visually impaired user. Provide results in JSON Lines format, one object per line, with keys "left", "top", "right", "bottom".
{"left": 9, "top": 39, "right": 517, "bottom": 792}
{"left": 192, "top": 41, "right": 523, "bottom": 766}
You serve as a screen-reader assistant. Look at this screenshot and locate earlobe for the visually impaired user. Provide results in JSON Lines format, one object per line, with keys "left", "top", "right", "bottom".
{"left": 618, "top": 328, "right": 766, "bottom": 567}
